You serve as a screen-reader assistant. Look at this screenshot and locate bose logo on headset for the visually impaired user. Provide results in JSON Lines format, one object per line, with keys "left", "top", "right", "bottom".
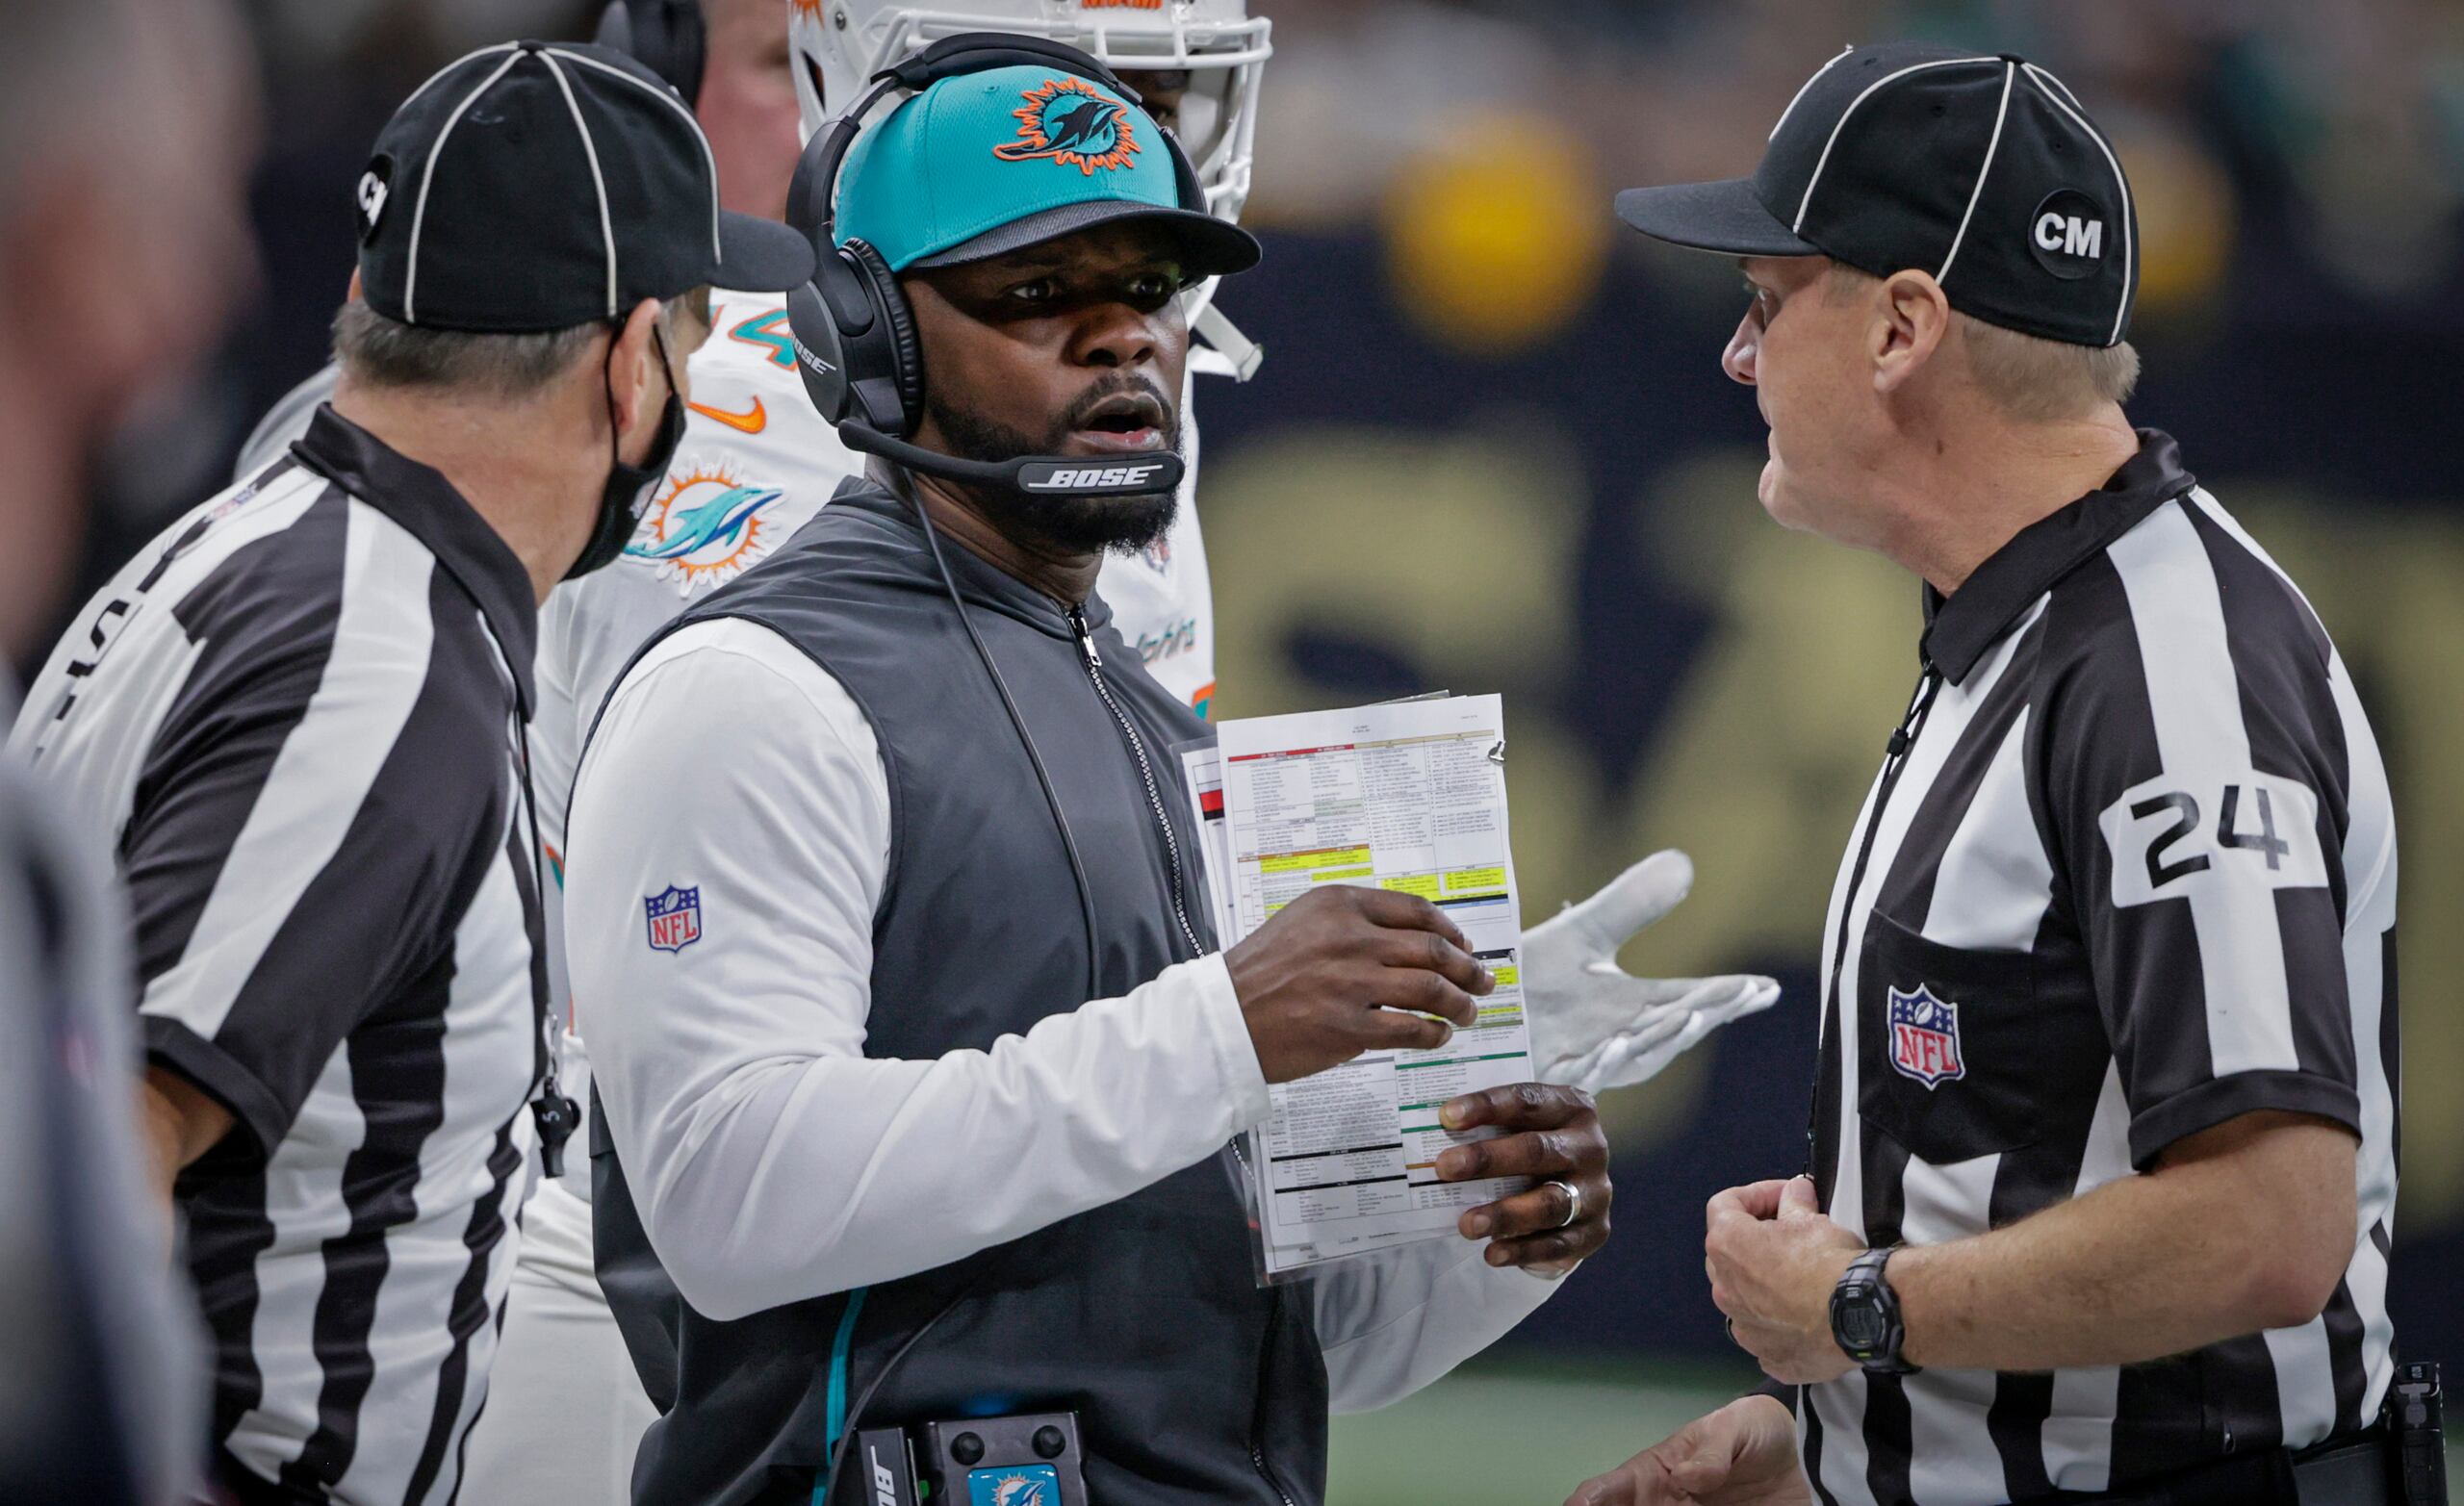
{"left": 1022, "top": 462, "right": 1170, "bottom": 492}
{"left": 791, "top": 337, "right": 836, "bottom": 376}
{"left": 867, "top": 1445, "right": 898, "bottom": 1506}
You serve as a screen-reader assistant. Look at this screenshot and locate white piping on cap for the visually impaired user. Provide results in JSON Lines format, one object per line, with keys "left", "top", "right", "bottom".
{"left": 1772, "top": 45, "right": 1853, "bottom": 141}
{"left": 537, "top": 50, "right": 619, "bottom": 319}
{"left": 2027, "top": 63, "right": 2086, "bottom": 111}
{"left": 2022, "top": 62, "right": 2135, "bottom": 345}
{"left": 1937, "top": 61, "right": 2016, "bottom": 284}
{"left": 398, "top": 41, "right": 518, "bottom": 113}
{"left": 1793, "top": 56, "right": 1995, "bottom": 235}
{"left": 403, "top": 48, "right": 527, "bottom": 325}
{"left": 546, "top": 46, "right": 724, "bottom": 266}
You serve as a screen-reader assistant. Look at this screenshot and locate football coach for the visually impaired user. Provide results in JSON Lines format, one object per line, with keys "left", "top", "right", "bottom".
{"left": 567, "top": 43, "right": 1618, "bottom": 1506}
{"left": 1569, "top": 41, "right": 2409, "bottom": 1506}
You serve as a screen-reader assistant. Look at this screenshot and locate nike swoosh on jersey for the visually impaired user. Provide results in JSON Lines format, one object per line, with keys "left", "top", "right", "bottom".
{"left": 687, "top": 397, "right": 767, "bottom": 434}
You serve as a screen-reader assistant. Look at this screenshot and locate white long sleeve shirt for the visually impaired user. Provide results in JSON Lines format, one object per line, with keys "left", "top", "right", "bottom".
{"left": 565, "top": 617, "right": 1560, "bottom": 1412}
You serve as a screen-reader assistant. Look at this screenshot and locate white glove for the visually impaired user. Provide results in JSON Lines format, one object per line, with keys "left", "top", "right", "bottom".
{"left": 1523, "top": 851, "right": 1781, "bottom": 1095}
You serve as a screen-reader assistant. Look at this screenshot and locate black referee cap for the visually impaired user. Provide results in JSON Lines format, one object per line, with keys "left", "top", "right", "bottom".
{"left": 1616, "top": 42, "right": 2138, "bottom": 348}
{"left": 355, "top": 40, "right": 813, "bottom": 333}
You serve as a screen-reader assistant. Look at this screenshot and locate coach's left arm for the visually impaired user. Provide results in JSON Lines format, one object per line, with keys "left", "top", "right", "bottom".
{"left": 1316, "top": 1084, "right": 1612, "bottom": 1411}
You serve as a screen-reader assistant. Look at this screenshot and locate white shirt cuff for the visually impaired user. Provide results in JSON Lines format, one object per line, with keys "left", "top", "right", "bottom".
{"left": 1184, "top": 951, "right": 1270, "bottom": 1131}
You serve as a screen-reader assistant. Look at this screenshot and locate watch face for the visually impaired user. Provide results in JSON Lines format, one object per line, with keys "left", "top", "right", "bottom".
{"left": 1836, "top": 1295, "right": 1888, "bottom": 1354}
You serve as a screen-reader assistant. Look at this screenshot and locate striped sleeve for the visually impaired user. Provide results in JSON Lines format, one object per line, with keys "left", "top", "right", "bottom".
{"left": 2039, "top": 499, "right": 2358, "bottom": 1168}
{"left": 128, "top": 495, "right": 507, "bottom": 1164}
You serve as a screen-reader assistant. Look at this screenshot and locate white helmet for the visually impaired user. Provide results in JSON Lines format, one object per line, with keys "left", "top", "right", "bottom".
{"left": 789, "top": 0, "right": 1270, "bottom": 225}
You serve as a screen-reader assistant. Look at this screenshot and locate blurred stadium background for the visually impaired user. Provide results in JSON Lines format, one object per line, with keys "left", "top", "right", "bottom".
{"left": 48, "top": 0, "right": 2464, "bottom": 1499}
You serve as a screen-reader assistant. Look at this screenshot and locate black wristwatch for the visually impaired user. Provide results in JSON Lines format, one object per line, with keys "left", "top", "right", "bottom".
{"left": 1830, "top": 1246, "right": 1919, "bottom": 1375}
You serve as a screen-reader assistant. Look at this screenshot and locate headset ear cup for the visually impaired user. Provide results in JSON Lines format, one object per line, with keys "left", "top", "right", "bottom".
{"left": 665, "top": 0, "right": 706, "bottom": 109}
{"left": 599, "top": 0, "right": 705, "bottom": 106}
{"left": 844, "top": 239, "right": 924, "bottom": 437}
{"left": 785, "top": 279, "right": 853, "bottom": 424}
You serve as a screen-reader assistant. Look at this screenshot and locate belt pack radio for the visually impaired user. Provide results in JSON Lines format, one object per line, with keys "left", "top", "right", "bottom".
{"left": 846, "top": 1412, "right": 1089, "bottom": 1506}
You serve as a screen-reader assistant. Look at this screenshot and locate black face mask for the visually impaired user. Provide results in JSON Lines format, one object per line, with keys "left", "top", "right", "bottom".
{"left": 568, "top": 321, "right": 687, "bottom": 581}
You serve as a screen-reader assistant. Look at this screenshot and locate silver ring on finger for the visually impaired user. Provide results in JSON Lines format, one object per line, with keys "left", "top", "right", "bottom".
{"left": 1546, "top": 1178, "right": 1581, "bottom": 1230}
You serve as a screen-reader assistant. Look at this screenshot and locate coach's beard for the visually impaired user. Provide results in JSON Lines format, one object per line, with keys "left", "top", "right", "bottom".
{"left": 924, "top": 380, "right": 1182, "bottom": 555}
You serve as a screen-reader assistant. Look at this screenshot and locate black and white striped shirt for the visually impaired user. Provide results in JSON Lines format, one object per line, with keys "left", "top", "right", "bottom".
{"left": 1801, "top": 432, "right": 2398, "bottom": 1505}
{"left": 10, "top": 407, "right": 548, "bottom": 1506}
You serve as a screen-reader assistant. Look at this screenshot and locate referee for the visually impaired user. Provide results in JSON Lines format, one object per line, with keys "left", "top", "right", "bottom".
{"left": 1577, "top": 42, "right": 2408, "bottom": 1506}
{"left": 10, "top": 41, "right": 808, "bottom": 1506}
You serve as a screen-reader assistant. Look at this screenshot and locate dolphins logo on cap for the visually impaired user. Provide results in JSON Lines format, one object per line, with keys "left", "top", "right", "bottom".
{"left": 991, "top": 77, "right": 1141, "bottom": 175}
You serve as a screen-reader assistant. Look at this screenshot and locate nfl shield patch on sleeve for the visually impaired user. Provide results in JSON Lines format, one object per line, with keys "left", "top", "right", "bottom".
{"left": 645, "top": 885, "right": 702, "bottom": 953}
{"left": 1886, "top": 983, "right": 1964, "bottom": 1087}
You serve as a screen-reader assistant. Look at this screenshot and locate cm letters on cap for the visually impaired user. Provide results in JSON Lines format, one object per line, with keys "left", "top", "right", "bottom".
{"left": 2098, "top": 769, "right": 2330, "bottom": 908}
{"left": 2035, "top": 212, "right": 2102, "bottom": 259}
{"left": 2027, "top": 188, "right": 2107, "bottom": 278}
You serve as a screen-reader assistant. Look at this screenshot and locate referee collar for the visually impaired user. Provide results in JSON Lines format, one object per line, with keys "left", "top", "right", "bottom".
{"left": 294, "top": 405, "right": 538, "bottom": 715}
{"left": 1920, "top": 428, "right": 2195, "bottom": 685}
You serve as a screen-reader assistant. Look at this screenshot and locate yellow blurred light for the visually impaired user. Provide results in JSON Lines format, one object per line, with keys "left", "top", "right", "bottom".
{"left": 1383, "top": 110, "right": 1611, "bottom": 355}
{"left": 2119, "top": 130, "right": 2236, "bottom": 319}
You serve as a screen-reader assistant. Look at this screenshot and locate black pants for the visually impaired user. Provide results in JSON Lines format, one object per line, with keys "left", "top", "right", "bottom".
{"left": 2070, "top": 1429, "right": 2396, "bottom": 1506}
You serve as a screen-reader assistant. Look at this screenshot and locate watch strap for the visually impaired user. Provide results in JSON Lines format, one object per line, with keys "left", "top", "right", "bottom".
{"left": 1830, "top": 1245, "right": 1919, "bottom": 1375}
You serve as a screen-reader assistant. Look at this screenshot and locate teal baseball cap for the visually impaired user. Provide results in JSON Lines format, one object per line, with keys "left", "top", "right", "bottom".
{"left": 836, "top": 64, "right": 1261, "bottom": 277}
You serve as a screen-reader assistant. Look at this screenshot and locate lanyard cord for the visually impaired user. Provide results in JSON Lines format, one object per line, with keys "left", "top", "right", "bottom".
{"left": 895, "top": 472, "right": 1104, "bottom": 1001}
{"left": 1805, "top": 663, "right": 1944, "bottom": 1181}
{"left": 512, "top": 713, "right": 578, "bottom": 1176}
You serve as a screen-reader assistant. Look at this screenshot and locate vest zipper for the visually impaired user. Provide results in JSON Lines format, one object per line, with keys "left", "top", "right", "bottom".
{"left": 1806, "top": 662, "right": 1943, "bottom": 1177}
{"left": 1067, "top": 603, "right": 1204, "bottom": 958}
{"left": 1071, "top": 602, "right": 1282, "bottom": 1501}
{"left": 1248, "top": 1275, "right": 1301, "bottom": 1506}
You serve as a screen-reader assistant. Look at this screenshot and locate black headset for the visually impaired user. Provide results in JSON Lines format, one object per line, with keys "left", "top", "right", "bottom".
{"left": 595, "top": 0, "right": 706, "bottom": 107}
{"left": 782, "top": 32, "right": 1202, "bottom": 499}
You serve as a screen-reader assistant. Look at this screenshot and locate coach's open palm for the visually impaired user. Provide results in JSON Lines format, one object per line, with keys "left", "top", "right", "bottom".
{"left": 1524, "top": 852, "right": 1781, "bottom": 1095}
{"left": 1564, "top": 1396, "right": 1809, "bottom": 1506}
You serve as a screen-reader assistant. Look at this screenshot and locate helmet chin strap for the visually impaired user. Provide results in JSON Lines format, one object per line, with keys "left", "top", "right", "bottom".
{"left": 1190, "top": 301, "right": 1264, "bottom": 383}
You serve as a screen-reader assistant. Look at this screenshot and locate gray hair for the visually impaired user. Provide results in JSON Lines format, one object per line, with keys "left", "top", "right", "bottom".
{"left": 1959, "top": 315, "right": 2141, "bottom": 422}
{"left": 332, "top": 304, "right": 608, "bottom": 399}
{"left": 332, "top": 289, "right": 710, "bottom": 401}
{"left": 1826, "top": 263, "right": 2140, "bottom": 421}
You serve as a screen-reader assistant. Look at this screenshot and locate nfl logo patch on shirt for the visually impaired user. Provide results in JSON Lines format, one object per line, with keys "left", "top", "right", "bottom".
{"left": 1886, "top": 983, "right": 1964, "bottom": 1087}
{"left": 645, "top": 885, "right": 702, "bottom": 953}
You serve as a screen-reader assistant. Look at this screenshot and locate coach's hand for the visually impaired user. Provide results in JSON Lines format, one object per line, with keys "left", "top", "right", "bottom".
{"left": 1563, "top": 1395, "right": 1808, "bottom": 1506}
{"left": 1227, "top": 886, "right": 1492, "bottom": 1084}
{"left": 1525, "top": 852, "right": 1781, "bottom": 1095}
{"left": 1434, "top": 1083, "right": 1612, "bottom": 1271}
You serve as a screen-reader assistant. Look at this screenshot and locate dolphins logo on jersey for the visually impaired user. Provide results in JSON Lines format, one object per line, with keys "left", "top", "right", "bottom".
{"left": 627, "top": 463, "right": 785, "bottom": 593}
{"left": 992, "top": 77, "right": 1141, "bottom": 175}
{"left": 970, "top": 1468, "right": 1058, "bottom": 1506}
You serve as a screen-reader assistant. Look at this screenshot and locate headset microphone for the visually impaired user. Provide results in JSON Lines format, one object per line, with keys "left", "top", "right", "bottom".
{"left": 831, "top": 421, "right": 1187, "bottom": 499}
{"left": 783, "top": 275, "right": 1185, "bottom": 499}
